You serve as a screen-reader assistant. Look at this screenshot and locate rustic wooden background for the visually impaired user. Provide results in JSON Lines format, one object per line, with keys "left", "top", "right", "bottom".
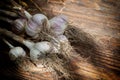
{"left": 33, "top": 0, "right": 120, "bottom": 79}
{"left": 0, "top": 0, "right": 120, "bottom": 80}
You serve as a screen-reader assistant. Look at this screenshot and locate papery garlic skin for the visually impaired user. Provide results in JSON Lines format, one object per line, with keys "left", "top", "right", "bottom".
{"left": 32, "top": 14, "right": 50, "bottom": 27}
{"left": 23, "top": 41, "right": 50, "bottom": 59}
{"left": 29, "top": 41, "right": 52, "bottom": 61}
{"left": 9, "top": 47, "right": 26, "bottom": 60}
{"left": 13, "top": 18, "right": 26, "bottom": 34}
{"left": 25, "top": 19, "right": 39, "bottom": 37}
{"left": 30, "top": 48, "right": 41, "bottom": 61}
{"left": 34, "top": 41, "right": 52, "bottom": 53}
{"left": 25, "top": 14, "right": 50, "bottom": 38}
{"left": 57, "top": 35, "right": 69, "bottom": 43}
{"left": 23, "top": 40, "right": 58, "bottom": 62}
{"left": 49, "top": 15, "right": 68, "bottom": 35}
{"left": 3, "top": 39, "right": 26, "bottom": 61}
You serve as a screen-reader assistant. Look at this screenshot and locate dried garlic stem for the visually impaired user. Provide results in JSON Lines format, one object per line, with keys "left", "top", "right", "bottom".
{"left": 0, "top": 16, "right": 13, "bottom": 23}
{"left": 0, "top": 28, "right": 24, "bottom": 43}
{"left": 3, "top": 39, "right": 14, "bottom": 48}
{"left": 10, "top": 0, "right": 21, "bottom": 7}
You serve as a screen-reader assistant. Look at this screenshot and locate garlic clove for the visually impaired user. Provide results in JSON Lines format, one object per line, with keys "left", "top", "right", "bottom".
{"left": 12, "top": 18, "right": 27, "bottom": 34}
{"left": 9, "top": 47, "right": 26, "bottom": 60}
{"left": 49, "top": 15, "right": 68, "bottom": 35}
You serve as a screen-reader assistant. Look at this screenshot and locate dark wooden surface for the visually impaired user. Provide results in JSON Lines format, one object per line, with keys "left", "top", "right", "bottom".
{"left": 0, "top": 0, "right": 120, "bottom": 80}
{"left": 29, "top": 0, "right": 120, "bottom": 79}
{"left": 41, "top": 0, "right": 120, "bottom": 78}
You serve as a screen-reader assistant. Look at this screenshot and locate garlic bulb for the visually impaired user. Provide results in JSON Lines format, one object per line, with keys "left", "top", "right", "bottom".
{"left": 9, "top": 47, "right": 26, "bottom": 60}
{"left": 12, "top": 18, "right": 27, "bottom": 34}
{"left": 23, "top": 40, "right": 55, "bottom": 62}
{"left": 49, "top": 15, "right": 68, "bottom": 35}
{"left": 14, "top": 8, "right": 50, "bottom": 38}
{"left": 25, "top": 14, "right": 50, "bottom": 38}
{"left": 3, "top": 39, "right": 26, "bottom": 61}
{"left": 25, "top": 20, "right": 39, "bottom": 37}
{"left": 32, "top": 14, "right": 50, "bottom": 27}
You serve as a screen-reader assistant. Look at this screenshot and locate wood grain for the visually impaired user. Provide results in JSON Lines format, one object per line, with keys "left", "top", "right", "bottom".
{"left": 0, "top": 0, "right": 120, "bottom": 80}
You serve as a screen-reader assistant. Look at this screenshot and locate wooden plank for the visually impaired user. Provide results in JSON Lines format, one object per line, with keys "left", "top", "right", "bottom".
{"left": 0, "top": 0, "right": 120, "bottom": 80}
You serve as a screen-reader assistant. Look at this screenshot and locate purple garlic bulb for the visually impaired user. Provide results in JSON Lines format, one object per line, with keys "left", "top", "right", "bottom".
{"left": 49, "top": 15, "right": 68, "bottom": 36}
{"left": 12, "top": 18, "right": 27, "bottom": 34}
{"left": 25, "top": 14, "right": 50, "bottom": 38}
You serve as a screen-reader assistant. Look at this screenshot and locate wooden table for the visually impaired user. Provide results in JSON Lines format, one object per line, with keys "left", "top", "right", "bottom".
{"left": 0, "top": 0, "right": 120, "bottom": 80}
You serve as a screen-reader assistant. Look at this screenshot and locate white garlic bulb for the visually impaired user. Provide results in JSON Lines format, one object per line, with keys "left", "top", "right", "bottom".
{"left": 25, "top": 14, "right": 50, "bottom": 38}
{"left": 9, "top": 47, "right": 26, "bottom": 60}
{"left": 29, "top": 48, "right": 41, "bottom": 61}
{"left": 32, "top": 14, "right": 50, "bottom": 27}
{"left": 23, "top": 40, "right": 55, "bottom": 62}
{"left": 49, "top": 15, "right": 68, "bottom": 35}
{"left": 12, "top": 18, "right": 27, "bottom": 34}
{"left": 3, "top": 39, "right": 26, "bottom": 61}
